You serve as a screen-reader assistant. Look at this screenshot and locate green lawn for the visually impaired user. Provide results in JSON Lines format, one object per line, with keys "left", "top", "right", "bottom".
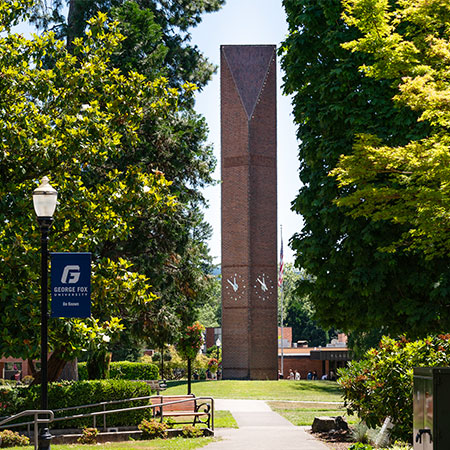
{"left": 7, "top": 437, "right": 216, "bottom": 450}
{"left": 164, "top": 380, "right": 343, "bottom": 402}
{"left": 268, "top": 401, "right": 357, "bottom": 426}
{"left": 214, "top": 410, "right": 238, "bottom": 428}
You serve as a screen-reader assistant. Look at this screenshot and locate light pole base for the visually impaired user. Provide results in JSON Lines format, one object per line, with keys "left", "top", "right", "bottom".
{"left": 38, "top": 427, "right": 52, "bottom": 450}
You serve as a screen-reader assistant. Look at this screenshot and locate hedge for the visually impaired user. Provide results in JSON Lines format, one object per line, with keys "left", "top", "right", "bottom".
{"left": 0, "top": 380, "right": 157, "bottom": 429}
{"left": 78, "top": 361, "right": 159, "bottom": 381}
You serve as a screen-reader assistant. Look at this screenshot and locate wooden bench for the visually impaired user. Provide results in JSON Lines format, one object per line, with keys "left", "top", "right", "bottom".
{"left": 151, "top": 395, "right": 213, "bottom": 429}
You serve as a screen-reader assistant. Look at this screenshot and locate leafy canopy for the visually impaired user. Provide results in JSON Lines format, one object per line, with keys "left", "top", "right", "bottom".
{"left": 0, "top": 2, "right": 187, "bottom": 365}
{"left": 280, "top": 0, "right": 450, "bottom": 337}
{"left": 33, "top": 1, "right": 222, "bottom": 355}
{"left": 332, "top": 0, "right": 450, "bottom": 258}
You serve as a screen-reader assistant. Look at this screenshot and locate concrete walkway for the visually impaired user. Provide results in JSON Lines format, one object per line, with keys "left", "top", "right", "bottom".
{"left": 203, "top": 399, "right": 329, "bottom": 450}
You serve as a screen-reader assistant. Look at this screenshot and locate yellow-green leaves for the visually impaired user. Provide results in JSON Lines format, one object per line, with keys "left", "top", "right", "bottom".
{"left": 0, "top": 0, "right": 33, "bottom": 32}
{"left": 0, "top": 3, "right": 181, "bottom": 361}
{"left": 333, "top": 0, "right": 450, "bottom": 257}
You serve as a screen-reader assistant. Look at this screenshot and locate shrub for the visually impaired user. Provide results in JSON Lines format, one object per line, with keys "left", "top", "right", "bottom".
{"left": 0, "top": 384, "right": 23, "bottom": 416}
{"left": 164, "top": 417, "right": 176, "bottom": 428}
{"left": 77, "top": 427, "right": 98, "bottom": 444}
{"left": 2, "top": 380, "right": 154, "bottom": 429}
{"left": 109, "top": 362, "right": 159, "bottom": 380}
{"left": 339, "top": 335, "right": 450, "bottom": 442}
{"left": 20, "top": 376, "right": 33, "bottom": 386}
{"left": 0, "top": 430, "right": 30, "bottom": 447}
{"left": 142, "top": 346, "right": 209, "bottom": 381}
{"left": 78, "top": 361, "right": 159, "bottom": 381}
{"left": 351, "top": 422, "right": 369, "bottom": 444}
{"left": 78, "top": 363, "right": 88, "bottom": 381}
{"left": 151, "top": 352, "right": 172, "bottom": 363}
{"left": 138, "top": 419, "right": 168, "bottom": 439}
{"left": 387, "top": 443, "right": 412, "bottom": 450}
{"left": 349, "top": 444, "right": 373, "bottom": 450}
{"left": 181, "top": 425, "right": 203, "bottom": 438}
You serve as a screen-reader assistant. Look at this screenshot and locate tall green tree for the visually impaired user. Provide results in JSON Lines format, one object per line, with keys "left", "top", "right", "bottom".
{"left": 30, "top": 0, "right": 222, "bottom": 337}
{"left": 332, "top": 0, "right": 450, "bottom": 259}
{"left": 24, "top": 2, "right": 223, "bottom": 371}
{"left": 0, "top": 3, "right": 183, "bottom": 380}
{"left": 31, "top": 0, "right": 223, "bottom": 93}
{"left": 281, "top": 264, "right": 336, "bottom": 347}
{"left": 197, "top": 274, "right": 221, "bottom": 328}
{"left": 280, "top": 0, "right": 450, "bottom": 336}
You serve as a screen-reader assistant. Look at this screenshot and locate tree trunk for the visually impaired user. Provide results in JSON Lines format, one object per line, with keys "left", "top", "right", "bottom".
{"left": 187, "top": 358, "right": 192, "bottom": 395}
{"left": 30, "top": 349, "right": 68, "bottom": 385}
{"left": 27, "top": 358, "right": 37, "bottom": 378}
{"left": 58, "top": 358, "right": 79, "bottom": 381}
{"left": 160, "top": 346, "right": 164, "bottom": 380}
{"left": 66, "top": 0, "right": 81, "bottom": 51}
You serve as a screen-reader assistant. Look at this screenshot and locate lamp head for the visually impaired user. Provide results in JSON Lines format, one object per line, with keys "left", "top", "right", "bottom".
{"left": 33, "top": 176, "right": 58, "bottom": 218}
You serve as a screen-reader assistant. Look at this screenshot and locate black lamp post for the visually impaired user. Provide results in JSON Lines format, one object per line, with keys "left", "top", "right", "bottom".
{"left": 33, "top": 176, "right": 57, "bottom": 450}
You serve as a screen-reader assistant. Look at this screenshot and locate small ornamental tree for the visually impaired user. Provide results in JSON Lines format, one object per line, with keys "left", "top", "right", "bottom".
{"left": 177, "top": 322, "right": 205, "bottom": 394}
{"left": 338, "top": 335, "right": 450, "bottom": 441}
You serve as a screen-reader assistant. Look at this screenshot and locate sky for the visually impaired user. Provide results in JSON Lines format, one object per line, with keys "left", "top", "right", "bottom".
{"left": 190, "top": 0, "right": 302, "bottom": 265}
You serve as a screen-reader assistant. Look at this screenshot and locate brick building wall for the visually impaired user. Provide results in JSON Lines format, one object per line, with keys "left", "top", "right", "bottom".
{"left": 221, "top": 45, "right": 278, "bottom": 380}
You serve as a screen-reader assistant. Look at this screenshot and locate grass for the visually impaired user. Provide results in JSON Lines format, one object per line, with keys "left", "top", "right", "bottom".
{"left": 268, "top": 400, "right": 358, "bottom": 426}
{"left": 6, "top": 437, "right": 216, "bottom": 450}
{"left": 164, "top": 380, "right": 343, "bottom": 402}
{"left": 214, "top": 410, "right": 238, "bottom": 428}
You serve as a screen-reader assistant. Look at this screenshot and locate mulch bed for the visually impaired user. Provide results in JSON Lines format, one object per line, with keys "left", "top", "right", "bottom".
{"left": 309, "top": 429, "right": 354, "bottom": 450}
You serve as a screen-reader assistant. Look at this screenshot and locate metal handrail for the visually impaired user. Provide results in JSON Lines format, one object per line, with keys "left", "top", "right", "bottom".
{"left": 0, "top": 395, "right": 214, "bottom": 441}
{"left": 50, "top": 396, "right": 214, "bottom": 431}
{"left": 0, "top": 410, "right": 54, "bottom": 450}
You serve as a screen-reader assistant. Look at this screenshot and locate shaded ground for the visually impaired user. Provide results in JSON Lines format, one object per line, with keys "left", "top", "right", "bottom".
{"left": 311, "top": 430, "right": 354, "bottom": 450}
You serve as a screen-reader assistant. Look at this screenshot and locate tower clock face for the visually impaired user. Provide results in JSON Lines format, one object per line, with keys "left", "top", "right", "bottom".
{"left": 224, "top": 273, "right": 246, "bottom": 301}
{"left": 253, "top": 273, "right": 275, "bottom": 301}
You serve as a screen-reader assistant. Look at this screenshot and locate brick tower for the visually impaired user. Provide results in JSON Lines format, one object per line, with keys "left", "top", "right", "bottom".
{"left": 221, "top": 45, "right": 278, "bottom": 380}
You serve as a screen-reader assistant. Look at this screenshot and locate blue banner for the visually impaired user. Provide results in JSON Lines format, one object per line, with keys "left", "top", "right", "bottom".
{"left": 51, "top": 253, "right": 91, "bottom": 318}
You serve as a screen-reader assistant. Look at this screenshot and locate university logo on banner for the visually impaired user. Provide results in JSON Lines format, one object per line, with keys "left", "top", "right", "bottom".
{"left": 51, "top": 252, "right": 91, "bottom": 318}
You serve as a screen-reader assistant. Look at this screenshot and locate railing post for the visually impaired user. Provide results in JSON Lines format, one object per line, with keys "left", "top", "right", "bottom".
{"left": 34, "top": 413, "right": 39, "bottom": 450}
{"left": 211, "top": 398, "right": 214, "bottom": 431}
{"left": 103, "top": 404, "right": 106, "bottom": 431}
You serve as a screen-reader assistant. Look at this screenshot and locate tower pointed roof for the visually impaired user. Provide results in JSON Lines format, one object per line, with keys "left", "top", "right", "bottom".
{"left": 222, "top": 45, "right": 275, "bottom": 119}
